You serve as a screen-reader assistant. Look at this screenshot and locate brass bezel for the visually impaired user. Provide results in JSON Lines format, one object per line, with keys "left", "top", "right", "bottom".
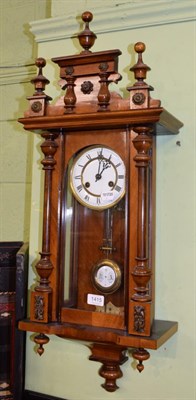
{"left": 92, "top": 259, "right": 122, "bottom": 294}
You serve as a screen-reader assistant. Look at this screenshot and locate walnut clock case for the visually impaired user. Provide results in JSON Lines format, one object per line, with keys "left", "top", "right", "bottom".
{"left": 18, "top": 12, "right": 183, "bottom": 392}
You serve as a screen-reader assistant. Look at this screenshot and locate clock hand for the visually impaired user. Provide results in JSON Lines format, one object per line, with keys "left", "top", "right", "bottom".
{"left": 95, "top": 159, "right": 111, "bottom": 181}
{"left": 95, "top": 158, "right": 102, "bottom": 181}
{"left": 100, "top": 161, "right": 111, "bottom": 175}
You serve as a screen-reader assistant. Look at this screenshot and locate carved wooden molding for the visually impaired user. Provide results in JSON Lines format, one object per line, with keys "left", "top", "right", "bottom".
{"left": 0, "top": 65, "right": 37, "bottom": 86}
{"left": 30, "top": 1, "right": 195, "bottom": 43}
{"left": 1, "top": 1, "right": 194, "bottom": 85}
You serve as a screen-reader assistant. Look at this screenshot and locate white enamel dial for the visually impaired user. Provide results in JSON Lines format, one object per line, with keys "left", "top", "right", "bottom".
{"left": 92, "top": 259, "right": 122, "bottom": 294}
{"left": 96, "top": 266, "right": 115, "bottom": 287}
{"left": 70, "top": 146, "right": 125, "bottom": 210}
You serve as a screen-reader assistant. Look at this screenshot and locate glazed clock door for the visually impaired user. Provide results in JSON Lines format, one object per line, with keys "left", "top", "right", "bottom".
{"left": 60, "top": 129, "right": 133, "bottom": 331}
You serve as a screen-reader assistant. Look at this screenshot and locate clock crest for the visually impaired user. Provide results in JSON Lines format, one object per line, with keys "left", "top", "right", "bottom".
{"left": 18, "top": 11, "right": 183, "bottom": 392}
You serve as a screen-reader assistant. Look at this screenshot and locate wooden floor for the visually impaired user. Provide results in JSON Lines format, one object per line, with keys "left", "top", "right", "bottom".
{"left": 23, "top": 391, "right": 66, "bottom": 400}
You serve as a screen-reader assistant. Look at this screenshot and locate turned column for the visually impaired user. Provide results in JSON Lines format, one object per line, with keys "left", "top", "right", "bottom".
{"left": 128, "top": 41, "right": 155, "bottom": 337}
{"left": 98, "top": 62, "right": 111, "bottom": 111}
{"left": 131, "top": 125, "right": 152, "bottom": 303}
{"left": 128, "top": 125, "right": 153, "bottom": 337}
{"left": 63, "top": 67, "right": 77, "bottom": 113}
{"left": 30, "top": 130, "right": 59, "bottom": 324}
{"left": 127, "top": 125, "right": 153, "bottom": 369}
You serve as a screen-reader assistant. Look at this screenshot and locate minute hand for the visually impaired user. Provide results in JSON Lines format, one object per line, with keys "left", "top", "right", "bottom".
{"left": 100, "top": 162, "right": 111, "bottom": 175}
{"left": 95, "top": 160, "right": 111, "bottom": 181}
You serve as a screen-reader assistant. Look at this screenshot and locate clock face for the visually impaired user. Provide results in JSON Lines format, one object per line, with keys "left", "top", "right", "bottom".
{"left": 70, "top": 146, "right": 125, "bottom": 210}
{"left": 92, "top": 259, "right": 122, "bottom": 294}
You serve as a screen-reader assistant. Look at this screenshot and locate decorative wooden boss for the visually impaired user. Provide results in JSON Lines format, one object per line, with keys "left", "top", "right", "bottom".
{"left": 19, "top": 12, "right": 183, "bottom": 392}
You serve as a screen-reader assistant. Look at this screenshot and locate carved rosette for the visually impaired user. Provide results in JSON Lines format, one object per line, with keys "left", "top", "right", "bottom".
{"left": 81, "top": 80, "right": 94, "bottom": 94}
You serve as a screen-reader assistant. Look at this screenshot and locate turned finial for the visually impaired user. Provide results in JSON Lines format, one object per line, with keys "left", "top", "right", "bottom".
{"left": 78, "top": 11, "right": 97, "bottom": 53}
{"left": 130, "top": 42, "right": 151, "bottom": 85}
{"left": 31, "top": 57, "right": 50, "bottom": 94}
{"left": 132, "top": 348, "right": 150, "bottom": 372}
{"left": 35, "top": 57, "right": 46, "bottom": 75}
{"left": 34, "top": 333, "right": 50, "bottom": 356}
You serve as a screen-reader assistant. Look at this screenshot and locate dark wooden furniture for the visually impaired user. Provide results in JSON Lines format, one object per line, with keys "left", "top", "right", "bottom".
{"left": 18, "top": 12, "right": 183, "bottom": 392}
{"left": 0, "top": 242, "right": 28, "bottom": 400}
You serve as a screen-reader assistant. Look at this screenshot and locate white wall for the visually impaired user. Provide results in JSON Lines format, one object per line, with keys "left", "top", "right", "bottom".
{"left": 3, "top": 0, "right": 195, "bottom": 399}
{"left": 0, "top": 0, "right": 50, "bottom": 241}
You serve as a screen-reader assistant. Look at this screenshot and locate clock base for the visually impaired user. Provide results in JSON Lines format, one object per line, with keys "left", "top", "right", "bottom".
{"left": 19, "top": 319, "right": 177, "bottom": 390}
{"left": 90, "top": 343, "right": 128, "bottom": 392}
{"left": 19, "top": 319, "right": 178, "bottom": 349}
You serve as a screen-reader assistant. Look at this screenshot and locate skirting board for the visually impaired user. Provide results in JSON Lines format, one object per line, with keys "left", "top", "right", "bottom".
{"left": 23, "top": 391, "right": 67, "bottom": 400}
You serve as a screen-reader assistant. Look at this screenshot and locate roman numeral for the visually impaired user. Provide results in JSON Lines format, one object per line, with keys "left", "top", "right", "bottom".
{"left": 97, "top": 148, "right": 103, "bottom": 157}
{"left": 115, "top": 185, "right": 122, "bottom": 192}
{"left": 97, "top": 197, "right": 101, "bottom": 205}
{"left": 74, "top": 175, "right": 81, "bottom": 180}
{"left": 115, "top": 162, "right": 122, "bottom": 168}
{"left": 77, "top": 185, "right": 83, "bottom": 192}
{"left": 118, "top": 175, "right": 124, "bottom": 179}
{"left": 86, "top": 154, "right": 92, "bottom": 160}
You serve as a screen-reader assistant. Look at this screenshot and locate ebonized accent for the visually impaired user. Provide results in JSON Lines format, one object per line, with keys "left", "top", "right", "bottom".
{"left": 0, "top": 242, "right": 28, "bottom": 400}
{"left": 14, "top": 242, "right": 29, "bottom": 400}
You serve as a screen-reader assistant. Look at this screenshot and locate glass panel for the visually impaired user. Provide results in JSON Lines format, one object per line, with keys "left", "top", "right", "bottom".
{"left": 63, "top": 183, "right": 73, "bottom": 302}
{"left": 62, "top": 146, "right": 127, "bottom": 316}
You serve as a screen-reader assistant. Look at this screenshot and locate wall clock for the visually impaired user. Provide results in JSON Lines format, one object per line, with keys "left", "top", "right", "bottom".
{"left": 18, "top": 11, "right": 183, "bottom": 392}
